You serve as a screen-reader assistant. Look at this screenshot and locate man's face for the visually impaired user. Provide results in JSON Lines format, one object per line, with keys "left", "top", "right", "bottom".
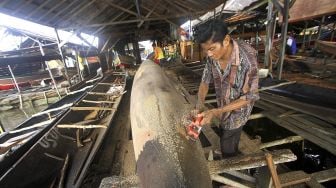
{"left": 201, "top": 39, "right": 226, "bottom": 61}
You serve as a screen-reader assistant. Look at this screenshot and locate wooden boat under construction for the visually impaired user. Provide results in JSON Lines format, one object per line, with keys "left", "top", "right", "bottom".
{"left": 0, "top": 71, "right": 127, "bottom": 188}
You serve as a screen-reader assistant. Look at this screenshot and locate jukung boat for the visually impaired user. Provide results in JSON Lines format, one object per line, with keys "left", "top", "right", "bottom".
{"left": 0, "top": 70, "right": 126, "bottom": 188}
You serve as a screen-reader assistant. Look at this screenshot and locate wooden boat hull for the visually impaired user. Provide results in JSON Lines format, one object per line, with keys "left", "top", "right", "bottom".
{"left": 0, "top": 72, "right": 126, "bottom": 188}
{"left": 130, "top": 60, "right": 211, "bottom": 187}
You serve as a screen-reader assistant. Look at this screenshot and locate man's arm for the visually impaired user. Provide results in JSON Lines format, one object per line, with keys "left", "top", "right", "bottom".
{"left": 197, "top": 82, "right": 209, "bottom": 110}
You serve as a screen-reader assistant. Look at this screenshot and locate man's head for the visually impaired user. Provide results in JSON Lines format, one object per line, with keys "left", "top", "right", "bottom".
{"left": 196, "top": 20, "right": 231, "bottom": 61}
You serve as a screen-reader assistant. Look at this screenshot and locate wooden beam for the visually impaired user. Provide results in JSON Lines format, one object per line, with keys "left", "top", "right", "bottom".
{"left": 57, "top": 124, "right": 107, "bottom": 129}
{"left": 279, "top": 171, "right": 311, "bottom": 187}
{"left": 53, "top": 0, "right": 94, "bottom": 26}
{"left": 82, "top": 100, "right": 115, "bottom": 104}
{"left": 55, "top": 0, "right": 97, "bottom": 27}
{"left": 106, "top": 1, "right": 138, "bottom": 17}
{"left": 137, "top": 1, "right": 159, "bottom": 28}
{"left": 92, "top": 4, "right": 134, "bottom": 35}
{"left": 208, "top": 149, "right": 297, "bottom": 174}
{"left": 141, "top": 5, "right": 178, "bottom": 27}
{"left": 62, "top": 10, "right": 208, "bottom": 29}
{"left": 43, "top": 0, "right": 81, "bottom": 24}
{"left": 162, "top": 0, "right": 189, "bottom": 14}
{"left": 25, "top": 0, "right": 53, "bottom": 19}
{"left": 70, "top": 106, "right": 116, "bottom": 111}
{"left": 285, "top": 0, "right": 336, "bottom": 23}
{"left": 259, "top": 136, "right": 303, "bottom": 149}
{"left": 11, "top": 0, "right": 34, "bottom": 15}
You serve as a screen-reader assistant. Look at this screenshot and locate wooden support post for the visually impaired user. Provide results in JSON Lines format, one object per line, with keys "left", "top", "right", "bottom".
{"left": 265, "top": 153, "right": 282, "bottom": 188}
{"left": 277, "top": 0, "right": 290, "bottom": 80}
{"left": 331, "top": 22, "right": 336, "bottom": 41}
{"left": 70, "top": 106, "right": 116, "bottom": 111}
{"left": 264, "top": 1, "right": 273, "bottom": 69}
{"left": 74, "top": 48, "right": 83, "bottom": 82}
{"left": 7, "top": 65, "right": 23, "bottom": 109}
{"left": 301, "top": 21, "right": 308, "bottom": 51}
{"left": 38, "top": 43, "right": 61, "bottom": 99}
{"left": 54, "top": 28, "right": 71, "bottom": 85}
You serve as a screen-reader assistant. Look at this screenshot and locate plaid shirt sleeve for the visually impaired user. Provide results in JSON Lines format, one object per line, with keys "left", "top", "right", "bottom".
{"left": 201, "top": 57, "right": 213, "bottom": 84}
{"left": 240, "top": 45, "right": 260, "bottom": 101}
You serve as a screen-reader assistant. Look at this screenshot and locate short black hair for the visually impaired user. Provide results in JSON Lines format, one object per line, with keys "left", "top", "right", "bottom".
{"left": 195, "top": 19, "right": 229, "bottom": 44}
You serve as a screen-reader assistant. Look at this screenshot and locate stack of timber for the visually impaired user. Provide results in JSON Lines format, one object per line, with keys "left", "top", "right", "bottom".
{"left": 255, "top": 92, "right": 336, "bottom": 155}
{"left": 315, "top": 40, "right": 336, "bottom": 56}
{"left": 0, "top": 71, "right": 127, "bottom": 188}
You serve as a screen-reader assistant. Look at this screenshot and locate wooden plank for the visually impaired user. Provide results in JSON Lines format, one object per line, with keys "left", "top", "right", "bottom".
{"left": 312, "top": 168, "right": 336, "bottom": 183}
{"left": 260, "top": 93, "right": 336, "bottom": 124}
{"left": 208, "top": 149, "right": 297, "bottom": 174}
{"left": 211, "top": 174, "right": 251, "bottom": 188}
{"left": 71, "top": 107, "right": 116, "bottom": 111}
{"left": 279, "top": 171, "right": 311, "bottom": 187}
{"left": 284, "top": 0, "right": 336, "bottom": 23}
{"left": 82, "top": 100, "right": 115, "bottom": 104}
{"left": 259, "top": 136, "right": 303, "bottom": 149}
{"left": 262, "top": 110, "right": 336, "bottom": 155}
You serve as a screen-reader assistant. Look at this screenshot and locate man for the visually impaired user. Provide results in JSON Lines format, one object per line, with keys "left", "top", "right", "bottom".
{"left": 195, "top": 20, "right": 259, "bottom": 158}
{"left": 152, "top": 42, "right": 165, "bottom": 65}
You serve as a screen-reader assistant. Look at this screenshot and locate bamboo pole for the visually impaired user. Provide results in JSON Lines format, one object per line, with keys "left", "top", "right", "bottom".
{"left": 260, "top": 136, "right": 303, "bottom": 149}
{"left": 57, "top": 124, "right": 107, "bottom": 129}
{"left": 211, "top": 174, "right": 250, "bottom": 188}
{"left": 70, "top": 106, "right": 116, "bottom": 111}
{"left": 82, "top": 100, "right": 115, "bottom": 104}
{"left": 265, "top": 153, "right": 282, "bottom": 188}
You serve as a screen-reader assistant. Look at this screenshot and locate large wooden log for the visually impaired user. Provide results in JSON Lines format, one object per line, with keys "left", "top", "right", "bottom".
{"left": 130, "top": 60, "right": 211, "bottom": 187}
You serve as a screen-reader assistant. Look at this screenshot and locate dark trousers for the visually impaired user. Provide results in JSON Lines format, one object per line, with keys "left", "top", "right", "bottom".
{"left": 220, "top": 126, "right": 243, "bottom": 158}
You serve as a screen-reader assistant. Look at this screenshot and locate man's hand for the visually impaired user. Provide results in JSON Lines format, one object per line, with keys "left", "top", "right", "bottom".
{"left": 200, "top": 109, "right": 218, "bottom": 126}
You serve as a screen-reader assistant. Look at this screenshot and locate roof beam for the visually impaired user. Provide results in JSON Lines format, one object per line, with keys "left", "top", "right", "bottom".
{"left": 44, "top": 0, "right": 81, "bottom": 24}
{"left": 25, "top": 0, "right": 53, "bottom": 19}
{"left": 11, "top": 0, "right": 34, "bottom": 15}
{"left": 174, "top": 0, "right": 198, "bottom": 12}
{"left": 36, "top": 0, "right": 67, "bottom": 22}
{"left": 67, "top": 4, "right": 109, "bottom": 30}
{"left": 106, "top": 1, "right": 138, "bottom": 17}
{"left": 137, "top": 1, "right": 159, "bottom": 28}
{"left": 62, "top": 10, "right": 208, "bottom": 29}
{"left": 162, "top": 0, "right": 189, "bottom": 14}
{"left": 141, "top": 5, "right": 178, "bottom": 27}
{"left": 134, "top": 0, "right": 141, "bottom": 18}
{"left": 52, "top": 0, "right": 91, "bottom": 26}
{"left": 91, "top": 4, "right": 135, "bottom": 35}
{"left": 55, "top": 0, "right": 98, "bottom": 27}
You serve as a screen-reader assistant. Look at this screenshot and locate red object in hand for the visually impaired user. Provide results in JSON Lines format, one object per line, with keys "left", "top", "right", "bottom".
{"left": 186, "top": 114, "right": 203, "bottom": 140}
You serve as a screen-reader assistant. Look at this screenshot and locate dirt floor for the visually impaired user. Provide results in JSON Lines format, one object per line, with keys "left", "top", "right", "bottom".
{"left": 81, "top": 78, "right": 136, "bottom": 188}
